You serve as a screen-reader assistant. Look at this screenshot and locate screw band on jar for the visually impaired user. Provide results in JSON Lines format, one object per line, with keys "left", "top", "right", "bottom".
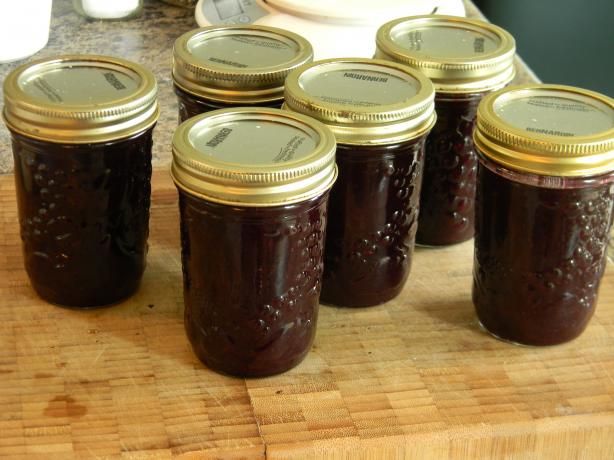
{"left": 375, "top": 15, "right": 516, "bottom": 94}
{"left": 472, "top": 84, "right": 614, "bottom": 346}
{"left": 171, "top": 107, "right": 337, "bottom": 206}
{"left": 172, "top": 25, "right": 313, "bottom": 105}
{"left": 474, "top": 84, "right": 614, "bottom": 177}
{"left": 283, "top": 58, "right": 436, "bottom": 145}
{"left": 3, "top": 54, "right": 159, "bottom": 143}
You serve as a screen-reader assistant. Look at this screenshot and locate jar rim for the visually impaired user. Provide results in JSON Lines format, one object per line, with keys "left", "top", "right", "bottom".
{"left": 172, "top": 25, "right": 313, "bottom": 103}
{"left": 375, "top": 15, "right": 516, "bottom": 94}
{"left": 2, "top": 54, "right": 159, "bottom": 144}
{"left": 171, "top": 107, "right": 337, "bottom": 206}
{"left": 474, "top": 84, "right": 614, "bottom": 177}
{"left": 283, "top": 58, "right": 436, "bottom": 145}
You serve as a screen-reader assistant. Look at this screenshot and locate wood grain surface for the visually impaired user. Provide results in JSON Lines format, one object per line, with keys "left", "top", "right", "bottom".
{"left": 1, "top": 170, "right": 613, "bottom": 459}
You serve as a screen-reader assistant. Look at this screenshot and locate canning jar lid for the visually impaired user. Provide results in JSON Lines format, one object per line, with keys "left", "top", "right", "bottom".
{"left": 283, "top": 58, "right": 436, "bottom": 145}
{"left": 3, "top": 55, "right": 159, "bottom": 144}
{"left": 375, "top": 15, "right": 516, "bottom": 94}
{"left": 173, "top": 25, "right": 313, "bottom": 104}
{"left": 171, "top": 107, "right": 337, "bottom": 206}
{"left": 474, "top": 84, "right": 614, "bottom": 177}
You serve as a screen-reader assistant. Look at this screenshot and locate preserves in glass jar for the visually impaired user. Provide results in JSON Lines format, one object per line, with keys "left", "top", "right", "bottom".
{"left": 171, "top": 107, "right": 337, "bottom": 376}
{"left": 3, "top": 55, "right": 159, "bottom": 307}
{"left": 473, "top": 84, "right": 614, "bottom": 346}
{"left": 284, "top": 58, "right": 436, "bottom": 307}
{"left": 376, "top": 15, "right": 516, "bottom": 245}
{"left": 172, "top": 25, "right": 313, "bottom": 122}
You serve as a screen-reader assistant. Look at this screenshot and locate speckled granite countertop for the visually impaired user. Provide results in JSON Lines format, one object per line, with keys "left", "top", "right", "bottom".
{"left": 0, "top": 0, "right": 538, "bottom": 174}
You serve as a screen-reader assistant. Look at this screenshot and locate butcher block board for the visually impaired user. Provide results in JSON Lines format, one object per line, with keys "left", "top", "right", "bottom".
{"left": 1, "top": 170, "right": 613, "bottom": 459}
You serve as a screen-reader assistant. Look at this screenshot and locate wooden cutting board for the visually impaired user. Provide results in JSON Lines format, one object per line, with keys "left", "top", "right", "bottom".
{"left": 1, "top": 170, "right": 613, "bottom": 459}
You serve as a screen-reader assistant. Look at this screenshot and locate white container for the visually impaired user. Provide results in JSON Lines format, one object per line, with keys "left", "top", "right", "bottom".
{"left": 73, "top": 0, "right": 142, "bottom": 20}
{"left": 0, "top": 1, "right": 53, "bottom": 63}
{"left": 195, "top": 0, "right": 466, "bottom": 59}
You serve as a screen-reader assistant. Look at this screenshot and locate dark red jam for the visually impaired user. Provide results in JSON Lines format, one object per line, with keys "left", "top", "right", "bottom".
{"left": 174, "top": 84, "right": 283, "bottom": 122}
{"left": 416, "top": 92, "right": 487, "bottom": 246}
{"left": 178, "top": 190, "right": 329, "bottom": 377}
{"left": 473, "top": 157, "right": 614, "bottom": 345}
{"left": 320, "top": 137, "right": 426, "bottom": 307}
{"left": 11, "top": 128, "right": 153, "bottom": 307}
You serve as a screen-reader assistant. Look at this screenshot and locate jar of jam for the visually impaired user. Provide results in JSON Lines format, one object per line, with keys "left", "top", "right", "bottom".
{"left": 376, "top": 16, "right": 516, "bottom": 245}
{"left": 172, "top": 25, "right": 313, "bottom": 122}
{"left": 473, "top": 84, "right": 614, "bottom": 346}
{"left": 171, "top": 107, "right": 337, "bottom": 376}
{"left": 284, "top": 58, "right": 436, "bottom": 307}
{"left": 3, "top": 55, "right": 159, "bottom": 307}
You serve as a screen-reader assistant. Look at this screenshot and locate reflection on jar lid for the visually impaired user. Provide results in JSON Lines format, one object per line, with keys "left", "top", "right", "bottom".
{"left": 474, "top": 84, "right": 614, "bottom": 177}
{"left": 375, "top": 15, "right": 516, "bottom": 94}
{"left": 171, "top": 107, "right": 337, "bottom": 206}
{"left": 283, "top": 58, "right": 436, "bottom": 145}
{"left": 173, "top": 25, "right": 313, "bottom": 104}
{"left": 2, "top": 55, "right": 159, "bottom": 144}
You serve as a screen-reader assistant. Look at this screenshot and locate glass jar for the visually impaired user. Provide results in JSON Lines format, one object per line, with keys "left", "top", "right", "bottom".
{"left": 376, "top": 15, "right": 516, "bottom": 245}
{"left": 172, "top": 25, "right": 313, "bottom": 122}
{"left": 3, "top": 55, "right": 159, "bottom": 307}
{"left": 73, "top": 0, "right": 143, "bottom": 20}
{"left": 284, "top": 58, "right": 436, "bottom": 307}
{"left": 171, "top": 108, "right": 337, "bottom": 377}
{"left": 472, "top": 84, "right": 614, "bottom": 346}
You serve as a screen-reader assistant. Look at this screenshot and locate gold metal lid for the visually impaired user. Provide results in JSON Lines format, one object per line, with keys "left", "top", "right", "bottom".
{"left": 474, "top": 84, "right": 614, "bottom": 177}
{"left": 375, "top": 15, "right": 516, "bottom": 94}
{"left": 171, "top": 107, "right": 337, "bottom": 206}
{"left": 173, "top": 25, "right": 313, "bottom": 104}
{"left": 3, "top": 55, "right": 159, "bottom": 144}
{"left": 283, "top": 58, "right": 436, "bottom": 145}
